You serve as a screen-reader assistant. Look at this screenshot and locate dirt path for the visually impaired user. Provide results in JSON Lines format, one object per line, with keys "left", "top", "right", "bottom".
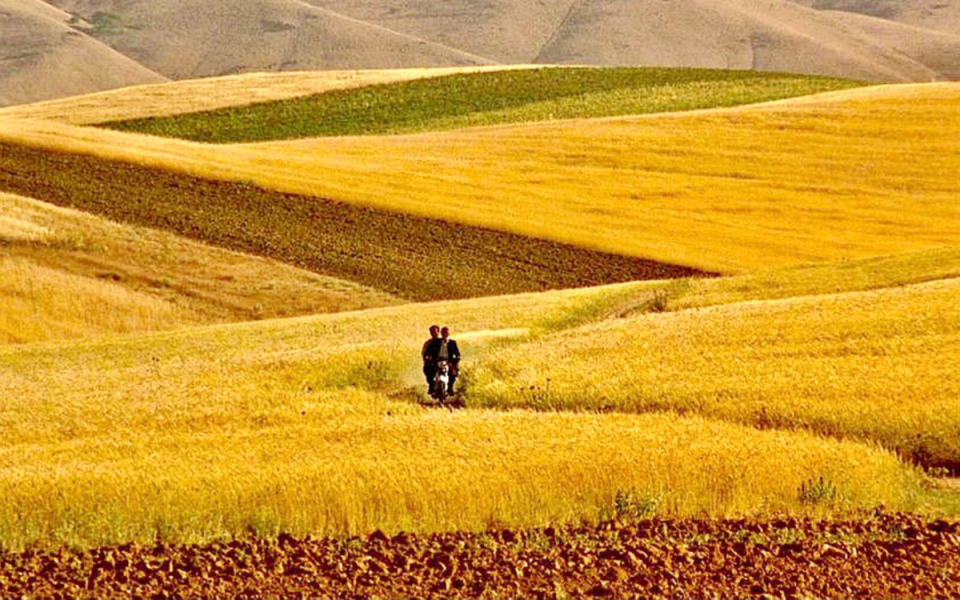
{"left": 0, "top": 142, "right": 710, "bottom": 301}
{"left": 2, "top": 513, "right": 957, "bottom": 599}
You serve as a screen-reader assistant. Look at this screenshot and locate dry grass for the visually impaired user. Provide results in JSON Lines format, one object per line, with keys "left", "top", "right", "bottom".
{"left": 0, "top": 192, "right": 400, "bottom": 343}
{"left": 232, "top": 83, "right": 960, "bottom": 272}
{"left": 0, "top": 255, "right": 199, "bottom": 343}
{"left": 0, "top": 67, "right": 536, "bottom": 125}
{"left": 0, "top": 83, "right": 958, "bottom": 272}
{"left": 468, "top": 276, "right": 960, "bottom": 469}
{"left": 0, "top": 75, "right": 955, "bottom": 550}
{"left": 0, "top": 143, "right": 696, "bottom": 304}
{"left": 0, "top": 281, "right": 929, "bottom": 550}
{"left": 672, "top": 246, "right": 960, "bottom": 310}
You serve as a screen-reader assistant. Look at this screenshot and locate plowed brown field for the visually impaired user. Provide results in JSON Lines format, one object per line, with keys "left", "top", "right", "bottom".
{"left": 3, "top": 514, "right": 958, "bottom": 599}
{"left": 0, "top": 143, "right": 708, "bottom": 300}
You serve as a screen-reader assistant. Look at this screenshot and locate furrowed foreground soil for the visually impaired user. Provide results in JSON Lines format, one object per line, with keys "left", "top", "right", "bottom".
{"left": 3, "top": 514, "right": 959, "bottom": 599}
{"left": 0, "top": 143, "right": 708, "bottom": 300}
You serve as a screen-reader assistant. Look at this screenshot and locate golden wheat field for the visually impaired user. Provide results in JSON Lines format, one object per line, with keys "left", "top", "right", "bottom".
{"left": 0, "top": 276, "right": 936, "bottom": 550}
{"left": 0, "top": 192, "right": 400, "bottom": 343}
{"left": 470, "top": 274, "right": 960, "bottom": 468}
{"left": 0, "top": 73, "right": 959, "bottom": 554}
{"left": 1, "top": 83, "right": 958, "bottom": 273}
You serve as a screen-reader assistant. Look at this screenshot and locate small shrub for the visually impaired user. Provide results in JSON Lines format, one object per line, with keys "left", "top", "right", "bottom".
{"left": 798, "top": 476, "right": 838, "bottom": 506}
{"left": 648, "top": 290, "right": 670, "bottom": 313}
{"left": 614, "top": 489, "right": 661, "bottom": 519}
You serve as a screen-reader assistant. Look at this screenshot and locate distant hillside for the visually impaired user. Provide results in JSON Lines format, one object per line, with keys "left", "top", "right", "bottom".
{"left": 3, "top": 0, "right": 960, "bottom": 106}
{"left": 0, "top": 0, "right": 166, "bottom": 106}
{"left": 300, "top": 0, "right": 576, "bottom": 64}
{"left": 308, "top": 0, "right": 960, "bottom": 81}
{"left": 44, "top": 0, "right": 491, "bottom": 80}
{"left": 788, "top": 0, "right": 960, "bottom": 36}
{"left": 534, "top": 0, "right": 960, "bottom": 81}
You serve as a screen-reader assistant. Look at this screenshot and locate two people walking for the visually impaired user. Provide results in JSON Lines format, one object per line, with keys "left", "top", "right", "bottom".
{"left": 421, "top": 325, "right": 460, "bottom": 397}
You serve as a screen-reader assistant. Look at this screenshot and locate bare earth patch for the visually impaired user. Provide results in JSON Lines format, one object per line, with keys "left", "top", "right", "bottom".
{"left": 0, "top": 142, "right": 708, "bottom": 301}
{"left": 2, "top": 514, "right": 958, "bottom": 599}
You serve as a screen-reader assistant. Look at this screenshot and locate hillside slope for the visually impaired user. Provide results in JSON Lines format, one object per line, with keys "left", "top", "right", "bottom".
{"left": 536, "top": 0, "right": 960, "bottom": 81}
{"left": 0, "top": 274, "right": 936, "bottom": 548}
{"left": 302, "top": 0, "right": 577, "bottom": 64}
{"left": 0, "top": 191, "right": 400, "bottom": 344}
{"left": 309, "top": 0, "right": 960, "bottom": 81}
{"left": 5, "top": 0, "right": 960, "bottom": 107}
{"left": 97, "top": 68, "right": 860, "bottom": 142}
{"left": 0, "top": 0, "right": 166, "bottom": 106}
{"left": 43, "top": 0, "right": 492, "bottom": 80}
{"left": 789, "top": 0, "right": 960, "bottom": 36}
{"left": 0, "top": 142, "right": 703, "bottom": 302}
{"left": 0, "top": 82, "right": 956, "bottom": 274}
{"left": 0, "top": 68, "right": 528, "bottom": 125}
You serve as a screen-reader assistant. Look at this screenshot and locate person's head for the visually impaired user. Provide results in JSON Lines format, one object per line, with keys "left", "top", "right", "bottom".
{"left": 429, "top": 325, "right": 440, "bottom": 338}
{"left": 440, "top": 326, "right": 450, "bottom": 339}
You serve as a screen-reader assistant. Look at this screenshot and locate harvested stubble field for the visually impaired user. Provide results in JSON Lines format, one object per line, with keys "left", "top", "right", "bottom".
{"left": 0, "top": 142, "right": 705, "bottom": 302}
{"left": 3, "top": 514, "right": 959, "bottom": 599}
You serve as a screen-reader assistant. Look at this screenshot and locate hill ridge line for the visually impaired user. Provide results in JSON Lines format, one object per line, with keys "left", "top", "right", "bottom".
{"left": 287, "top": 0, "right": 500, "bottom": 65}
{"left": 533, "top": 0, "right": 583, "bottom": 63}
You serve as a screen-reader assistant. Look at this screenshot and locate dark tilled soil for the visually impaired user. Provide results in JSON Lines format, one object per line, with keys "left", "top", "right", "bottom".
{"left": 4, "top": 514, "right": 959, "bottom": 599}
{"left": 0, "top": 143, "right": 710, "bottom": 301}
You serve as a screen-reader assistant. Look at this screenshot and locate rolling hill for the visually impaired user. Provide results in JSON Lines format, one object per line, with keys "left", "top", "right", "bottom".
{"left": 0, "top": 67, "right": 529, "bottom": 125}
{"left": 2, "top": 75, "right": 953, "bottom": 276}
{"left": 0, "top": 58, "right": 957, "bottom": 599}
{"left": 307, "top": 0, "right": 960, "bottom": 81}
{"left": 789, "top": 0, "right": 960, "bottom": 35}
{"left": 0, "top": 263, "right": 944, "bottom": 548}
{"left": 0, "top": 191, "right": 401, "bottom": 344}
{"left": 0, "top": 0, "right": 166, "bottom": 106}
{"left": 98, "top": 67, "right": 861, "bottom": 141}
{"left": 43, "top": 0, "right": 491, "bottom": 80}
{"left": 533, "top": 0, "right": 960, "bottom": 81}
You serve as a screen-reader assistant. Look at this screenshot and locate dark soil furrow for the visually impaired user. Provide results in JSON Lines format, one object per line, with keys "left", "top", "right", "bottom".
{"left": 0, "top": 142, "right": 710, "bottom": 301}
{"left": 3, "top": 514, "right": 959, "bottom": 599}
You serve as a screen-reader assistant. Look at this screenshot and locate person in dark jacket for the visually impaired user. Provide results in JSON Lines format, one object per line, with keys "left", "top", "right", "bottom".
{"left": 438, "top": 326, "right": 461, "bottom": 394}
{"left": 421, "top": 324, "right": 441, "bottom": 394}
{"left": 421, "top": 325, "right": 462, "bottom": 395}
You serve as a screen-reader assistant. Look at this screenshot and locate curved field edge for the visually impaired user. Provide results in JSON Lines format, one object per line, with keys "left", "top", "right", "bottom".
{"left": 232, "top": 83, "right": 960, "bottom": 273}
{"left": 0, "top": 67, "right": 542, "bottom": 126}
{"left": 0, "top": 192, "right": 402, "bottom": 344}
{"left": 0, "top": 281, "right": 936, "bottom": 550}
{"left": 467, "top": 275, "right": 960, "bottom": 471}
{"left": 96, "top": 67, "right": 864, "bottom": 142}
{"left": 0, "top": 142, "right": 708, "bottom": 302}
{"left": 1, "top": 83, "right": 953, "bottom": 274}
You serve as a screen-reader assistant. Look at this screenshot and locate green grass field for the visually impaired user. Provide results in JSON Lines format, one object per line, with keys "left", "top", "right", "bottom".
{"left": 99, "top": 67, "right": 864, "bottom": 142}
